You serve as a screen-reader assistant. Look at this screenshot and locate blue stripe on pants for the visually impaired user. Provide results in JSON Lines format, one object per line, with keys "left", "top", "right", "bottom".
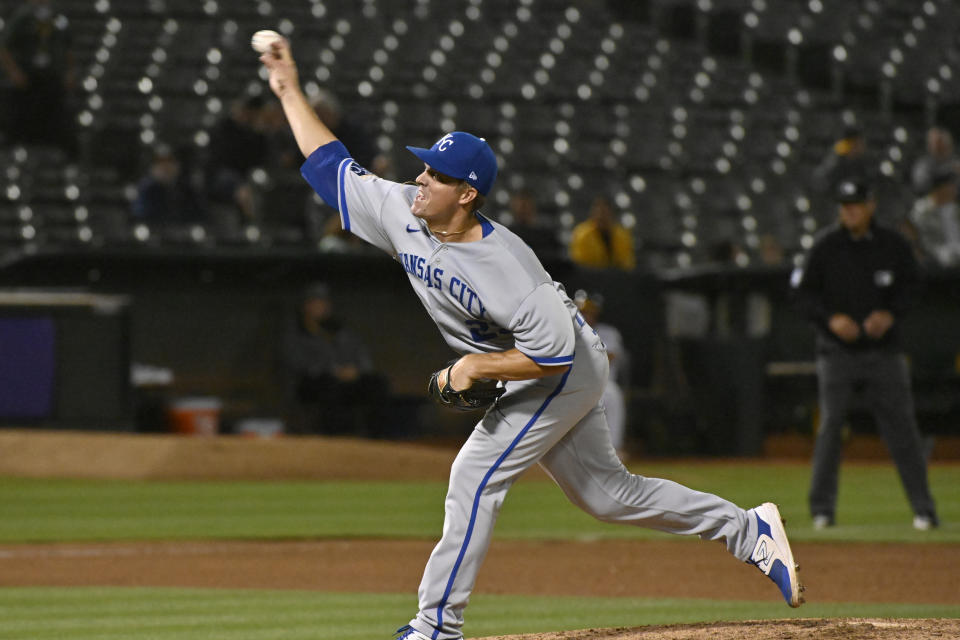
{"left": 432, "top": 367, "right": 572, "bottom": 639}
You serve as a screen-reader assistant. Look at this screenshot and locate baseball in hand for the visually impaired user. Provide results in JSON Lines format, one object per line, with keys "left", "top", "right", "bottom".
{"left": 251, "top": 29, "right": 283, "bottom": 53}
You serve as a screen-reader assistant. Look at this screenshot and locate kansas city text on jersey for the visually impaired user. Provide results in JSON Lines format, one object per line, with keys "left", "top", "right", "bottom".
{"left": 397, "top": 250, "right": 486, "bottom": 319}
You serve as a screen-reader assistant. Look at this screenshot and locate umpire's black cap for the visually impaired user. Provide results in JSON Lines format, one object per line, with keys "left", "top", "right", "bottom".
{"left": 834, "top": 179, "right": 873, "bottom": 204}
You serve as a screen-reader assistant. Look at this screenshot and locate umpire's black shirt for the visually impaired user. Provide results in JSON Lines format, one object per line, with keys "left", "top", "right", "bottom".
{"left": 792, "top": 221, "right": 919, "bottom": 354}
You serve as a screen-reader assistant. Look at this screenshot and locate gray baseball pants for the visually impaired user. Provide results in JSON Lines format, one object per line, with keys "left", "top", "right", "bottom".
{"left": 809, "top": 350, "right": 936, "bottom": 520}
{"left": 409, "top": 325, "right": 757, "bottom": 640}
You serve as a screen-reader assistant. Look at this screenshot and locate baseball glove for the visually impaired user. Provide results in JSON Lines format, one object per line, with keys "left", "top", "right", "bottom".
{"left": 427, "top": 363, "right": 505, "bottom": 412}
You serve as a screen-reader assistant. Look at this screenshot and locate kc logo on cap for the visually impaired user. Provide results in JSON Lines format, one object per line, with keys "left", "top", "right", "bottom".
{"left": 406, "top": 131, "right": 499, "bottom": 195}
{"left": 437, "top": 134, "right": 455, "bottom": 151}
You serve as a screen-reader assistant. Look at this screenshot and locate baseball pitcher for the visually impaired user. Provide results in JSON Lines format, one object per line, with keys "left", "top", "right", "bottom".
{"left": 259, "top": 35, "right": 804, "bottom": 640}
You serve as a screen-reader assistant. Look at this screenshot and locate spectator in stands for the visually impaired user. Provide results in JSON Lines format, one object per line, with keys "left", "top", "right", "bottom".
{"left": 0, "top": 0, "right": 77, "bottom": 156}
{"left": 907, "top": 165, "right": 960, "bottom": 267}
{"left": 811, "top": 124, "right": 873, "bottom": 196}
{"left": 507, "top": 189, "right": 562, "bottom": 261}
{"left": 281, "top": 282, "right": 388, "bottom": 436}
{"left": 791, "top": 178, "right": 939, "bottom": 531}
{"left": 310, "top": 89, "right": 380, "bottom": 170}
{"left": 895, "top": 216, "right": 925, "bottom": 263}
{"left": 758, "top": 234, "right": 786, "bottom": 267}
{"left": 569, "top": 194, "right": 636, "bottom": 271}
{"left": 204, "top": 94, "right": 269, "bottom": 225}
{"left": 910, "top": 126, "right": 957, "bottom": 196}
{"left": 131, "top": 144, "right": 206, "bottom": 224}
{"left": 574, "top": 289, "right": 630, "bottom": 458}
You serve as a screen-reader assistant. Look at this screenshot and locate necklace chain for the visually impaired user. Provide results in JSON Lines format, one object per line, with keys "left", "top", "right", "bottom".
{"left": 429, "top": 226, "right": 469, "bottom": 237}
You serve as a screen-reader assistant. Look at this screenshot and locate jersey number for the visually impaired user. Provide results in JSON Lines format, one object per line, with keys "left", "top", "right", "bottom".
{"left": 466, "top": 319, "right": 498, "bottom": 343}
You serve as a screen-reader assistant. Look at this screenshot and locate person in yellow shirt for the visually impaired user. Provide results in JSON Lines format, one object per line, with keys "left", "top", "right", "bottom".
{"left": 569, "top": 194, "right": 636, "bottom": 270}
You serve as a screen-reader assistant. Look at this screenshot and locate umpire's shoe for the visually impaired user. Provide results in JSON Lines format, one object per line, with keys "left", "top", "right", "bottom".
{"left": 749, "top": 502, "right": 805, "bottom": 607}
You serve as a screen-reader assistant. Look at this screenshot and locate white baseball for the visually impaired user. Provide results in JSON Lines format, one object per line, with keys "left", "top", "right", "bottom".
{"left": 251, "top": 29, "right": 283, "bottom": 54}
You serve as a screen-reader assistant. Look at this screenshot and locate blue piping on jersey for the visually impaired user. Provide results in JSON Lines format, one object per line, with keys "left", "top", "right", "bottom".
{"left": 300, "top": 140, "right": 351, "bottom": 210}
{"left": 433, "top": 365, "right": 573, "bottom": 639}
{"left": 476, "top": 213, "right": 494, "bottom": 238}
{"left": 529, "top": 354, "right": 574, "bottom": 365}
{"left": 337, "top": 157, "right": 352, "bottom": 232}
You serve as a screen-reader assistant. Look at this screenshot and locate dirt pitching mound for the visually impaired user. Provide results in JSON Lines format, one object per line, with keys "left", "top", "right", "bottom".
{"left": 478, "top": 618, "right": 960, "bottom": 640}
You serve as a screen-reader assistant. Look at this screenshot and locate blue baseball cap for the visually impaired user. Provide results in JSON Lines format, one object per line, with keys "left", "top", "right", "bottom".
{"left": 406, "top": 132, "right": 498, "bottom": 195}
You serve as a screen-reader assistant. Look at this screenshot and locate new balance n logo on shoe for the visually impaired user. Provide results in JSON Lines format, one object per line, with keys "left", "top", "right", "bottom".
{"left": 753, "top": 539, "right": 772, "bottom": 571}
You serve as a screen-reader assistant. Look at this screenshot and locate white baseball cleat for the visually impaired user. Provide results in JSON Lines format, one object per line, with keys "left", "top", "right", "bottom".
{"left": 749, "top": 502, "right": 805, "bottom": 607}
{"left": 912, "top": 514, "right": 939, "bottom": 531}
{"left": 395, "top": 625, "right": 436, "bottom": 640}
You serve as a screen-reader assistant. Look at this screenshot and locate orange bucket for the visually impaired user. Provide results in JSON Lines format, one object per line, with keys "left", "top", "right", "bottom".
{"left": 167, "top": 397, "right": 221, "bottom": 436}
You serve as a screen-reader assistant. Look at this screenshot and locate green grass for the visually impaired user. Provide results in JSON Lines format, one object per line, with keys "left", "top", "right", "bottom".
{"left": 0, "top": 588, "right": 957, "bottom": 640}
{"left": 1, "top": 462, "right": 958, "bottom": 544}
{"left": 0, "top": 479, "right": 448, "bottom": 542}
{"left": 1, "top": 461, "right": 958, "bottom": 638}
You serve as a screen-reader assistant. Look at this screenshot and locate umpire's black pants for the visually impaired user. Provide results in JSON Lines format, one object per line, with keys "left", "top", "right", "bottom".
{"left": 809, "top": 349, "right": 937, "bottom": 520}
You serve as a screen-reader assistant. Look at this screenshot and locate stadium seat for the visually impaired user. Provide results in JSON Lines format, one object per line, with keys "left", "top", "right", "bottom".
{"left": 1, "top": 0, "right": 957, "bottom": 260}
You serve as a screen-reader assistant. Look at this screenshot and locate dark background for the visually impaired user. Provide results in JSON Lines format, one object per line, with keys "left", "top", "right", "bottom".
{"left": 2, "top": 250, "right": 957, "bottom": 456}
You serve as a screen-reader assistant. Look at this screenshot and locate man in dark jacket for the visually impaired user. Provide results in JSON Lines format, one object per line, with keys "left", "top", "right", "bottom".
{"left": 791, "top": 179, "right": 939, "bottom": 530}
{"left": 0, "top": 0, "right": 77, "bottom": 155}
{"left": 281, "top": 282, "right": 388, "bottom": 436}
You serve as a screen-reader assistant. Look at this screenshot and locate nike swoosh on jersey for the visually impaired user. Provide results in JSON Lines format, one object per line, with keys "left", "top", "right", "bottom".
{"left": 406, "top": 224, "right": 421, "bottom": 233}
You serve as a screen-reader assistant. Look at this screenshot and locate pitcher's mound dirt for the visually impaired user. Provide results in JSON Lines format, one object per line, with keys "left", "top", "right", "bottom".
{"left": 478, "top": 618, "right": 960, "bottom": 640}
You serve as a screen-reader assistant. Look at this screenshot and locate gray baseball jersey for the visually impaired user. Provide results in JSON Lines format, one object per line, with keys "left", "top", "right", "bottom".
{"left": 302, "top": 142, "right": 578, "bottom": 365}
{"left": 301, "top": 141, "right": 756, "bottom": 640}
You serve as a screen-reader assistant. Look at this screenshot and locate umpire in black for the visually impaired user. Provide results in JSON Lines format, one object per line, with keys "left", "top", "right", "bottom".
{"left": 792, "top": 178, "right": 939, "bottom": 530}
